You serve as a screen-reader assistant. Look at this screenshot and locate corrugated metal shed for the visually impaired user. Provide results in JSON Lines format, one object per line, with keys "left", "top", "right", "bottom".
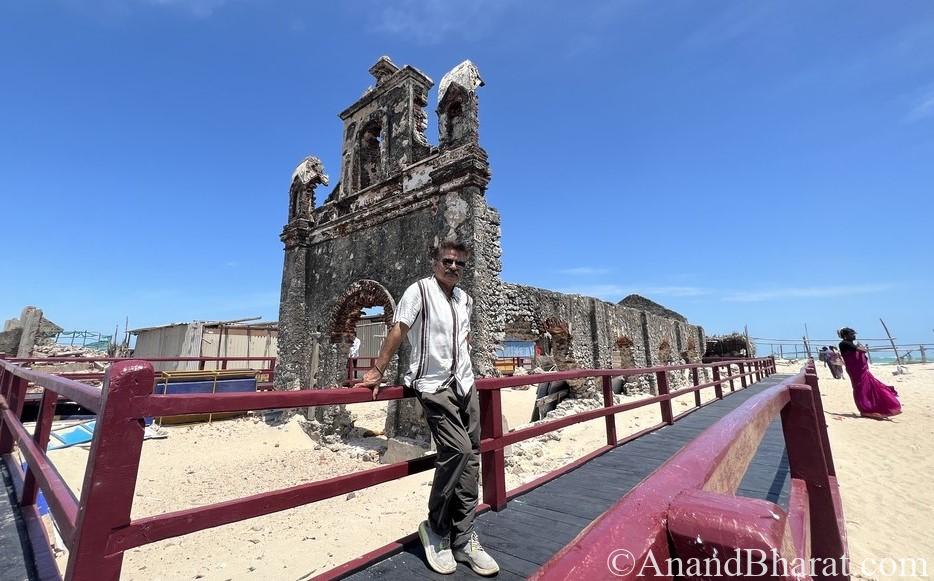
{"left": 355, "top": 320, "right": 386, "bottom": 358}
{"left": 130, "top": 320, "right": 277, "bottom": 373}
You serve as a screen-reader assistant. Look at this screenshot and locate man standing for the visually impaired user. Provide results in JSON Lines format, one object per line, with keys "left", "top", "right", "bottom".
{"left": 354, "top": 240, "right": 499, "bottom": 576}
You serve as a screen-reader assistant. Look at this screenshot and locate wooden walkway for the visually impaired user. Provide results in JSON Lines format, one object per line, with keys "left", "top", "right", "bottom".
{"left": 1, "top": 461, "right": 38, "bottom": 581}
{"left": 344, "top": 374, "right": 792, "bottom": 580}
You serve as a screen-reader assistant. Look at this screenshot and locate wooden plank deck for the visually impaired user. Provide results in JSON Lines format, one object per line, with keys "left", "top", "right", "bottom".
{"left": 344, "top": 374, "right": 793, "bottom": 580}
{"left": 0, "top": 462, "right": 38, "bottom": 581}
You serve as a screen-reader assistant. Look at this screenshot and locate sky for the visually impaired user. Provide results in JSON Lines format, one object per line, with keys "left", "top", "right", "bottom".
{"left": 1, "top": 0, "right": 933, "bottom": 351}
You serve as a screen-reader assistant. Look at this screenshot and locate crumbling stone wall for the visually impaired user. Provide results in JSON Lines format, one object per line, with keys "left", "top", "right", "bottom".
{"left": 503, "top": 284, "right": 705, "bottom": 396}
{"left": 2, "top": 307, "right": 62, "bottom": 357}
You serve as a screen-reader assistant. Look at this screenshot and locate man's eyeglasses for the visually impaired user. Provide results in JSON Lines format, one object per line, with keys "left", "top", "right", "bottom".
{"left": 440, "top": 258, "right": 467, "bottom": 268}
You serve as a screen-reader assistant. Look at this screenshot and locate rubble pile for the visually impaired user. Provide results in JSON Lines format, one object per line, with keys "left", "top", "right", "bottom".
{"left": 704, "top": 332, "right": 756, "bottom": 358}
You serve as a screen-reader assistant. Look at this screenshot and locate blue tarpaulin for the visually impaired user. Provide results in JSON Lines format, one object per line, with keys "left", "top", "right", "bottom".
{"left": 495, "top": 341, "right": 535, "bottom": 358}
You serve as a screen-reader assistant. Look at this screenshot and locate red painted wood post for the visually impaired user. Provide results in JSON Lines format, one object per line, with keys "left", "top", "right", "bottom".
{"left": 65, "top": 361, "right": 154, "bottom": 581}
{"left": 602, "top": 376, "right": 617, "bottom": 445}
{"left": 781, "top": 385, "right": 846, "bottom": 579}
{"left": 0, "top": 375, "right": 29, "bottom": 454}
{"left": 739, "top": 362, "right": 747, "bottom": 388}
{"left": 691, "top": 367, "right": 701, "bottom": 408}
{"left": 479, "top": 388, "right": 506, "bottom": 511}
{"left": 805, "top": 366, "right": 836, "bottom": 477}
{"left": 655, "top": 371, "right": 674, "bottom": 425}
{"left": 713, "top": 365, "right": 723, "bottom": 399}
{"left": 22, "top": 389, "right": 58, "bottom": 505}
{"left": 712, "top": 366, "right": 723, "bottom": 399}
{"left": 755, "top": 360, "right": 762, "bottom": 381}
{"left": 0, "top": 368, "right": 12, "bottom": 454}
{"left": 727, "top": 364, "right": 736, "bottom": 391}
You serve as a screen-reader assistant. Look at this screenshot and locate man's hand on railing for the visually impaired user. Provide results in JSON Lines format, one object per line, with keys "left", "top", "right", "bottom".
{"left": 353, "top": 367, "right": 384, "bottom": 399}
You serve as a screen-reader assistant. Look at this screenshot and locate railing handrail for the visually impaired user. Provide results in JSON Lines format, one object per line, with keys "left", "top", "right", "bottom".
{"left": 0, "top": 359, "right": 104, "bottom": 414}
{"left": 532, "top": 360, "right": 846, "bottom": 580}
{"left": 0, "top": 355, "right": 776, "bottom": 580}
{"left": 3, "top": 355, "right": 276, "bottom": 364}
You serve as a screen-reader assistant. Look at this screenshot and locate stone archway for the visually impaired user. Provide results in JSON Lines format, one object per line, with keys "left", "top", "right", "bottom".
{"left": 307, "top": 280, "right": 397, "bottom": 440}
{"left": 330, "top": 280, "right": 395, "bottom": 339}
{"left": 612, "top": 335, "right": 637, "bottom": 369}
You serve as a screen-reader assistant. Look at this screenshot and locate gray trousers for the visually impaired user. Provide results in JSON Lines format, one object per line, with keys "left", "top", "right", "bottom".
{"left": 416, "top": 383, "right": 481, "bottom": 548}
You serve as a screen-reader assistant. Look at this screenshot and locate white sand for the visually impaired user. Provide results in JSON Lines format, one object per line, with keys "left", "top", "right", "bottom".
{"left": 40, "top": 363, "right": 932, "bottom": 579}
{"left": 774, "top": 360, "right": 933, "bottom": 577}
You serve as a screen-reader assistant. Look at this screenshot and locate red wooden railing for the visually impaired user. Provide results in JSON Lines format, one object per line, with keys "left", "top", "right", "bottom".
{"left": 346, "top": 356, "right": 378, "bottom": 381}
{"left": 0, "top": 355, "right": 775, "bottom": 580}
{"left": 532, "top": 361, "right": 847, "bottom": 580}
{"left": 4, "top": 356, "right": 277, "bottom": 389}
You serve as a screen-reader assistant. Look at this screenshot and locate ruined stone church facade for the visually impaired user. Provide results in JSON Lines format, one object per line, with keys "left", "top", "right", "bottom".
{"left": 277, "top": 57, "right": 706, "bottom": 437}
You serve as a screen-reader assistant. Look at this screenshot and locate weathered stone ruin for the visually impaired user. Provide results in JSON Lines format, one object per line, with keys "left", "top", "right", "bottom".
{"left": 276, "top": 57, "right": 706, "bottom": 441}
{"left": 1, "top": 306, "right": 63, "bottom": 357}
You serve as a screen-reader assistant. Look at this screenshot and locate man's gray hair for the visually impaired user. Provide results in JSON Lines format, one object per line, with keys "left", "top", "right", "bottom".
{"left": 430, "top": 240, "right": 471, "bottom": 260}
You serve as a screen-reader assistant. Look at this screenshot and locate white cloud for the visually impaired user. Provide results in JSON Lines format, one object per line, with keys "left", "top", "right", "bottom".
{"left": 66, "top": 0, "right": 237, "bottom": 18}
{"left": 555, "top": 284, "right": 709, "bottom": 301}
{"left": 361, "top": 0, "right": 517, "bottom": 45}
{"left": 144, "top": 0, "right": 233, "bottom": 17}
{"left": 558, "top": 266, "right": 614, "bottom": 276}
{"left": 722, "top": 284, "right": 893, "bottom": 303}
{"left": 907, "top": 90, "right": 934, "bottom": 122}
{"left": 642, "top": 286, "right": 710, "bottom": 297}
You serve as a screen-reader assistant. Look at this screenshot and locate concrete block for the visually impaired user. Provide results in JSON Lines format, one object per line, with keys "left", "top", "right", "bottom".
{"left": 380, "top": 436, "right": 429, "bottom": 465}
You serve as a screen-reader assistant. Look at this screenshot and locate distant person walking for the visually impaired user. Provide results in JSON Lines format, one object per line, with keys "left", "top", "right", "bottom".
{"left": 354, "top": 240, "right": 499, "bottom": 576}
{"left": 838, "top": 327, "right": 901, "bottom": 419}
{"left": 826, "top": 346, "right": 845, "bottom": 379}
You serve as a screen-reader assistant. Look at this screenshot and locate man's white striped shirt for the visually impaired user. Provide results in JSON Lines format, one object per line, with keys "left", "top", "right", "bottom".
{"left": 394, "top": 276, "right": 474, "bottom": 396}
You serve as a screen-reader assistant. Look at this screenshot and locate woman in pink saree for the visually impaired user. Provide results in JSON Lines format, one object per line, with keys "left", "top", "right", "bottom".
{"left": 838, "top": 327, "right": 902, "bottom": 419}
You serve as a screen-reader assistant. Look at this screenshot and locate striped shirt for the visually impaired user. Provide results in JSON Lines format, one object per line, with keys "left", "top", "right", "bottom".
{"left": 394, "top": 276, "right": 474, "bottom": 396}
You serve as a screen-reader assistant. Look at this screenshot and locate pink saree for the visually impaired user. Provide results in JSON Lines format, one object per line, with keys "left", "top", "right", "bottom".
{"left": 841, "top": 349, "right": 901, "bottom": 417}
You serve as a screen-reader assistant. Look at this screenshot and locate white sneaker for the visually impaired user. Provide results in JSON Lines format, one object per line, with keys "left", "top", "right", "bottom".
{"left": 418, "top": 520, "right": 456, "bottom": 574}
{"left": 453, "top": 531, "right": 500, "bottom": 576}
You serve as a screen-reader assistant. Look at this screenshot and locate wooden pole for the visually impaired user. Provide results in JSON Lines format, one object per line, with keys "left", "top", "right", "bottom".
{"left": 804, "top": 323, "right": 812, "bottom": 358}
{"left": 744, "top": 324, "right": 751, "bottom": 358}
{"left": 921, "top": 345, "right": 927, "bottom": 364}
{"left": 879, "top": 318, "right": 901, "bottom": 365}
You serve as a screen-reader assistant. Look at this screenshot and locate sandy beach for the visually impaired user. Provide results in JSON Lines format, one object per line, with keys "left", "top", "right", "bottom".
{"left": 774, "top": 359, "right": 934, "bottom": 578}
{"left": 38, "top": 361, "right": 932, "bottom": 580}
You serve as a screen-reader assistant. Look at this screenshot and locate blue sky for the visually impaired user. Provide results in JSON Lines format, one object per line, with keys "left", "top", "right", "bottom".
{"left": 1, "top": 0, "right": 932, "bottom": 350}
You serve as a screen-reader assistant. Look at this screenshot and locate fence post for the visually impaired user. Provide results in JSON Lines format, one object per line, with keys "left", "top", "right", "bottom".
{"left": 0, "top": 374, "right": 28, "bottom": 455}
{"left": 655, "top": 371, "right": 674, "bottom": 425}
{"left": 781, "top": 385, "right": 846, "bottom": 578}
{"left": 65, "top": 361, "right": 154, "bottom": 581}
{"left": 0, "top": 368, "right": 13, "bottom": 454}
{"left": 727, "top": 364, "right": 736, "bottom": 392}
{"left": 691, "top": 367, "right": 701, "bottom": 408}
{"left": 479, "top": 388, "right": 507, "bottom": 511}
{"left": 22, "top": 389, "right": 59, "bottom": 505}
{"left": 804, "top": 365, "right": 836, "bottom": 477}
{"left": 712, "top": 366, "right": 723, "bottom": 399}
{"left": 601, "top": 376, "right": 617, "bottom": 445}
{"left": 738, "top": 362, "right": 747, "bottom": 388}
